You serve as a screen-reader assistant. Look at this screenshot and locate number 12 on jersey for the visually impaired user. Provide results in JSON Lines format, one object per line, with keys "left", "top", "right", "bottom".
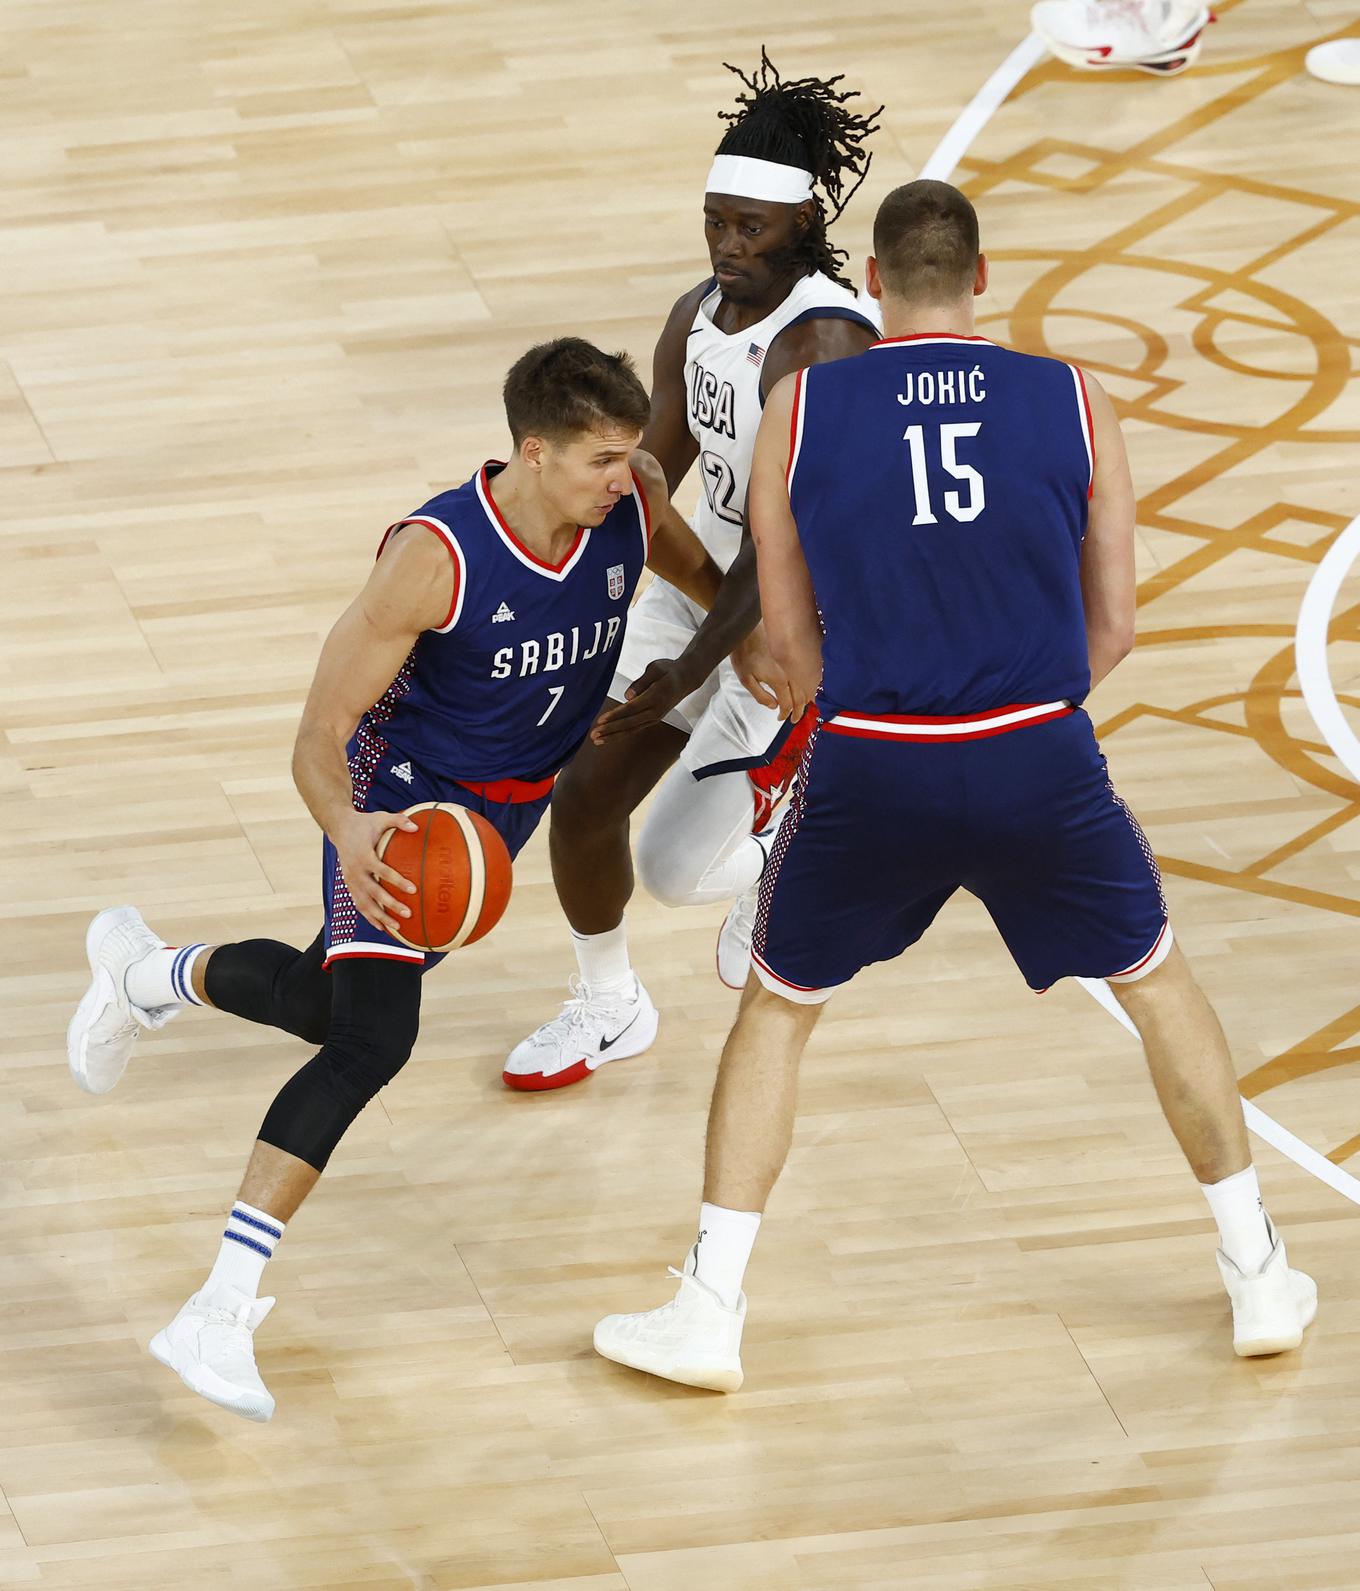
{"left": 903, "top": 422, "right": 985, "bottom": 526}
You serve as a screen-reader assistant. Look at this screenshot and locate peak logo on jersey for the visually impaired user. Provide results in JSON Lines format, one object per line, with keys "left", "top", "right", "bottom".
{"left": 391, "top": 761, "right": 414, "bottom": 785}
{"left": 689, "top": 363, "right": 737, "bottom": 439}
{"left": 607, "top": 563, "right": 626, "bottom": 600}
{"left": 492, "top": 601, "right": 516, "bottom": 623}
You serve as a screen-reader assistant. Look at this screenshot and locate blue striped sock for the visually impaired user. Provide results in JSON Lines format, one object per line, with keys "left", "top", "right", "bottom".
{"left": 124, "top": 944, "right": 207, "bottom": 1010}
{"left": 202, "top": 1201, "right": 286, "bottom": 1303}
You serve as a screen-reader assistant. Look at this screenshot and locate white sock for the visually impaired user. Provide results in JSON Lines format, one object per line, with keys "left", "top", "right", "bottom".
{"left": 125, "top": 944, "right": 207, "bottom": 1011}
{"left": 1201, "top": 1165, "right": 1273, "bottom": 1274}
{"left": 691, "top": 1202, "right": 761, "bottom": 1309}
{"left": 201, "top": 1201, "right": 285, "bottom": 1304}
{"left": 571, "top": 923, "right": 634, "bottom": 998}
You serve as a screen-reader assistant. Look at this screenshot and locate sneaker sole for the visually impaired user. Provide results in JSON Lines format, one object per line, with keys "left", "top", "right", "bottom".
{"left": 148, "top": 1330, "right": 275, "bottom": 1422}
{"left": 502, "top": 1002, "right": 660, "bottom": 1092}
{"left": 594, "top": 1332, "right": 743, "bottom": 1393}
{"left": 1234, "top": 1289, "right": 1318, "bottom": 1358}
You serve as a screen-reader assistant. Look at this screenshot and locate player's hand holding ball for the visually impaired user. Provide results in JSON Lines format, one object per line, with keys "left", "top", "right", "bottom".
{"left": 331, "top": 808, "right": 421, "bottom": 936}
{"left": 376, "top": 802, "right": 513, "bottom": 952}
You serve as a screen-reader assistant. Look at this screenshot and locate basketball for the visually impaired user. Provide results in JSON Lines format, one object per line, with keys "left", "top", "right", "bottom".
{"left": 376, "top": 801, "right": 513, "bottom": 952}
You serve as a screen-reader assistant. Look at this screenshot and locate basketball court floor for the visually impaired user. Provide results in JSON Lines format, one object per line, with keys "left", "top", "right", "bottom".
{"left": 2, "top": 1, "right": 1359, "bottom": 1586}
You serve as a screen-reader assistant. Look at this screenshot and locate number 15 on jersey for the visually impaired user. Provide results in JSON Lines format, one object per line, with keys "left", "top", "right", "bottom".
{"left": 903, "top": 422, "right": 986, "bottom": 526}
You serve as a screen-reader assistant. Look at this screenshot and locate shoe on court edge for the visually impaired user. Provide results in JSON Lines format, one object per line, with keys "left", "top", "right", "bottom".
{"left": 594, "top": 1257, "right": 746, "bottom": 1392}
{"left": 67, "top": 906, "right": 179, "bottom": 1096}
{"left": 503, "top": 975, "right": 658, "bottom": 1091}
{"left": 1216, "top": 1216, "right": 1317, "bottom": 1357}
{"left": 1031, "top": 1, "right": 1212, "bottom": 76}
{"left": 149, "top": 1285, "right": 277, "bottom": 1422}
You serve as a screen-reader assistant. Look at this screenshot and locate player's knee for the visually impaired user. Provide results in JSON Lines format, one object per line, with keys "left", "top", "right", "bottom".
{"left": 551, "top": 759, "right": 631, "bottom": 839}
{"left": 635, "top": 832, "right": 706, "bottom": 908}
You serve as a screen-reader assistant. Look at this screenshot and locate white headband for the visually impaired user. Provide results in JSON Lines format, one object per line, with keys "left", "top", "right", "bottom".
{"left": 704, "top": 154, "right": 814, "bottom": 205}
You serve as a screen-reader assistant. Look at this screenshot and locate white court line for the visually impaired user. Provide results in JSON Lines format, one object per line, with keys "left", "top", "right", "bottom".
{"left": 920, "top": 33, "right": 1052, "bottom": 181}
{"left": 1296, "top": 512, "right": 1360, "bottom": 785}
{"left": 1080, "top": 978, "right": 1360, "bottom": 1206}
{"left": 928, "top": 33, "right": 1360, "bottom": 1205}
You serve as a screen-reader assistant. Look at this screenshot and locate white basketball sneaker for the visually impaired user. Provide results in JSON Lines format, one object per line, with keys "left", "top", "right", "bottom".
{"left": 1306, "top": 41, "right": 1360, "bottom": 86}
{"left": 594, "top": 1257, "right": 746, "bottom": 1392}
{"left": 716, "top": 825, "right": 775, "bottom": 990}
{"left": 67, "top": 906, "right": 180, "bottom": 1095}
{"left": 716, "top": 885, "right": 760, "bottom": 991}
{"left": 149, "top": 1285, "right": 277, "bottom": 1421}
{"left": 1215, "top": 1218, "right": 1317, "bottom": 1357}
{"left": 1031, "top": 0, "right": 1212, "bottom": 75}
{"left": 503, "top": 975, "right": 658, "bottom": 1091}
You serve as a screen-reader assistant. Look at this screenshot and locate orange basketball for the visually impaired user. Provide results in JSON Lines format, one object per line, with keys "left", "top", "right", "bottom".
{"left": 376, "top": 801, "right": 513, "bottom": 953}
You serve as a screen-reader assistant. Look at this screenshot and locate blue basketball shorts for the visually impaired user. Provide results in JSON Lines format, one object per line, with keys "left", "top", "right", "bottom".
{"left": 751, "top": 704, "right": 1171, "bottom": 1003}
{"left": 321, "top": 723, "right": 551, "bottom": 972}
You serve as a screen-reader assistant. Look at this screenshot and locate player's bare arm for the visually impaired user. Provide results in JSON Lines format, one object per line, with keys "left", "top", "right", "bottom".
{"left": 677, "top": 314, "right": 879, "bottom": 709}
{"left": 292, "top": 529, "right": 453, "bottom": 933}
{"left": 590, "top": 450, "right": 723, "bottom": 741}
{"left": 1077, "top": 370, "right": 1137, "bottom": 689}
{"left": 747, "top": 373, "right": 822, "bottom": 717}
{"left": 639, "top": 285, "right": 707, "bottom": 490}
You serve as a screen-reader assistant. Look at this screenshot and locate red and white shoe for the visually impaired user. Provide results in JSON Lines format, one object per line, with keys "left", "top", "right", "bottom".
{"left": 503, "top": 976, "right": 658, "bottom": 1091}
{"left": 1031, "top": 0, "right": 1212, "bottom": 76}
{"left": 748, "top": 707, "right": 818, "bottom": 833}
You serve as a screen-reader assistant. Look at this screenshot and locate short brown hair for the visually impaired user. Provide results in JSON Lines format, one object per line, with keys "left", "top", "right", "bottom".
{"left": 502, "top": 337, "right": 650, "bottom": 445}
{"left": 872, "top": 180, "right": 980, "bottom": 302}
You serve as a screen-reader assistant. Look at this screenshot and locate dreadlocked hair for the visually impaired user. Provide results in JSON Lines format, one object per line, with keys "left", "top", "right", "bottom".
{"left": 715, "top": 48, "right": 882, "bottom": 289}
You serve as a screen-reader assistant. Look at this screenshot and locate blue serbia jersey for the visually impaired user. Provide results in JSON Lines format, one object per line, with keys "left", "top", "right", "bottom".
{"left": 787, "top": 335, "right": 1095, "bottom": 717}
{"left": 364, "top": 463, "right": 650, "bottom": 783}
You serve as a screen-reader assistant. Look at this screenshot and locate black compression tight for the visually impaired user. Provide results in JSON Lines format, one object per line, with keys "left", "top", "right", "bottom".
{"left": 205, "top": 937, "right": 424, "bottom": 1173}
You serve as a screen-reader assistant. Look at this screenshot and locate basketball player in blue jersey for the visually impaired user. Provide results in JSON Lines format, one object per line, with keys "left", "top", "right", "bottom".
{"left": 64, "top": 339, "right": 724, "bottom": 1422}
{"left": 506, "top": 55, "right": 884, "bottom": 1090}
{"left": 595, "top": 183, "right": 1318, "bottom": 1391}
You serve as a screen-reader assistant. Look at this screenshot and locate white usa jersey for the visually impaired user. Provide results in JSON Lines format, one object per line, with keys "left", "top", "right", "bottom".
{"left": 684, "top": 269, "right": 880, "bottom": 569}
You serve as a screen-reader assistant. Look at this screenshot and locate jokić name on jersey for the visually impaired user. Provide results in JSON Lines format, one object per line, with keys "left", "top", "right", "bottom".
{"left": 896, "top": 364, "right": 988, "bottom": 406}
{"left": 491, "top": 616, "right": 623, "bottom": 680}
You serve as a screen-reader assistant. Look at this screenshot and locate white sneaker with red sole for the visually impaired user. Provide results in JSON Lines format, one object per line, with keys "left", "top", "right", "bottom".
{"left": 1032, "top": 0, "right": 1212, "bottom": 75}
{"left": 503, "top": 976, "right": 658, "bottom": 1091}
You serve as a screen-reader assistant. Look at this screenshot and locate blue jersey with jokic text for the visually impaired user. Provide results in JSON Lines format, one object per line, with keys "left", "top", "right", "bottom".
{"left": 364, "top": 462, "right": 650, "bottom": 783}
{"left": 787, "top": 335, "right": 1095, "bottom": 717}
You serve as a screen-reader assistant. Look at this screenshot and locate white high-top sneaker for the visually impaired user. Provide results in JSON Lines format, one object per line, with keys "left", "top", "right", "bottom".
{"left": 1031, "top": 0, "right": 1212, "bottom": 75}
{"left": 716, "top": 825, "right": 775, "bottom": 991}
{"left": 1215, "top": 1217, "right": 1317, "bottom": 1357}
{"left": 503, "top": 975, "right": 658, "bottom": 1091}
{"left": 67, "top": 906, "right": 180, "bottom": 1095}
{"left": 149, "top": 1285, "right": 277, "bottom": 1421}
{"left": 594, "top": 1254, "right": 746, "bottom": 1392}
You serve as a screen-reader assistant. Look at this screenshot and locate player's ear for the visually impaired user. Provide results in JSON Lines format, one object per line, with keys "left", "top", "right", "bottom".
{"left": 974, "top": 253, "right": 989, "bottom": 297}
{"left": 795, "top": 199, "right": 814, "bottom": 234}
{"left": 521, "top": 435, "right": 546, "bottom": 471}
{"left": 865, "top": 256, "right": 884, "bottom": 300}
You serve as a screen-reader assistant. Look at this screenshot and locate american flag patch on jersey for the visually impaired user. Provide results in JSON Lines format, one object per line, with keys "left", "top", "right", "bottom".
{"left": 747, "top": 342, "right": 765, "bottom": 366}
